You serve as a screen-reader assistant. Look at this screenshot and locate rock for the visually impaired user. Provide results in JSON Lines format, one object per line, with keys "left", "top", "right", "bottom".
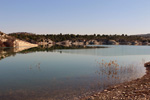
{"left": 104, "top": 90, "right": 107, "bottom": 92}
{"left": 72, "top": 41, "right": 85, "bottom": 46}
{"left": 14, "top": 39, "right": 38, "bottom": 47}
{"left": 108, "top": 40, "right": 119, "bottom": 45}
{"left": 90, "top": 96, "right": 94, "bottom": 100}
{"left": 144, "top": 62, "right": 150, "bottom": 67}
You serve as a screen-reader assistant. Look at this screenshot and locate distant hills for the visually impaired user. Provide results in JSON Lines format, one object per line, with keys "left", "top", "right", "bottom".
{"left": 7, "top": 31, "right": 150, "bottom": 46}
{"left": 9, "top": 32, "right": 35, "bottom": 36}
{"left": 132, "top": 33, "right": 150, "bottom": 37}
{"left": 2, "top": 31, "right": 150, "bottom": 47}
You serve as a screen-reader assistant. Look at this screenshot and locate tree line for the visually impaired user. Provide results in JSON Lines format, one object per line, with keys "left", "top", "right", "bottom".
{"left": 8, "top": 32, "right": 149, "bottom": 43}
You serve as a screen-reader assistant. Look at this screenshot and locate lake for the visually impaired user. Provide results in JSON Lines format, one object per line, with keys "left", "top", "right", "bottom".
{"left": 0, "top": 45, "right": 149, "bottom": 100}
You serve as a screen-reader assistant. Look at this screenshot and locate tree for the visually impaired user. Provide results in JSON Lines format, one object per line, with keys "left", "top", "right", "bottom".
{"left": 121, "top": 34, "right": 125, "bottom": 36}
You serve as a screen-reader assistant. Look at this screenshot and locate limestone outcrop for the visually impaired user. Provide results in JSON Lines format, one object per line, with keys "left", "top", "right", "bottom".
{"left": 0, "top": 32, "right": 38, "bottom": 47}
{"left": 13, "top": 39, "right": 38, "bottom": 47}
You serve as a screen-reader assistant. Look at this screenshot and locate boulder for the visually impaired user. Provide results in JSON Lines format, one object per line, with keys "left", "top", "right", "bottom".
{"left": 144, "top": 62, "right": 150, "bottom": 67}
{"left": 108, "top": 40, "right": 119, "bottom": 45}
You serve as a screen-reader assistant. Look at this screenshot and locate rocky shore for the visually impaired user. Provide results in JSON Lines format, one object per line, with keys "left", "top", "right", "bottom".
{"left": 0, "top": 32, "right": 38, "bottom": 47}
{"left": 81, "top": 66, "right": 150, "bottom": 100}
{"left": 38, "top": 39, "right": 150, "bottom": 47}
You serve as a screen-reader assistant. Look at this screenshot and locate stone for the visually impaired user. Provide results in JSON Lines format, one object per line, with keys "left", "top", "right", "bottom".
{"left": 144, "top": 62, "right": 150, "bottom": 67}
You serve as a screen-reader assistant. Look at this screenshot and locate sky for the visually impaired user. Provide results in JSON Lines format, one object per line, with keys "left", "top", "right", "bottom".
{"left": 0, "top": 0, "right": 150, "bottom": 35}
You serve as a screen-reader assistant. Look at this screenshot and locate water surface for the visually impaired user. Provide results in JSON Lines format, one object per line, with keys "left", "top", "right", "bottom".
{"left": 0, "top": 45, "right": 149, "bottom": 100}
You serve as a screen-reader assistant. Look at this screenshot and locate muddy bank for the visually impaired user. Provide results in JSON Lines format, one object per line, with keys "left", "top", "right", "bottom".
{"left": 81, "top": 67, "right": 150, "bottom": 100}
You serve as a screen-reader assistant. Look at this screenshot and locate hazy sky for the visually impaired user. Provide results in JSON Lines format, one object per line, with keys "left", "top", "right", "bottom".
{"left": 0, "top": 0, "right": 150, "bottom": 35}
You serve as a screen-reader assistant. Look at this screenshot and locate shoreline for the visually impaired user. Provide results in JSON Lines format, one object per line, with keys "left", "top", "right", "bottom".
{"left": 81, "top": 67, "right": 150, "bottom": 100}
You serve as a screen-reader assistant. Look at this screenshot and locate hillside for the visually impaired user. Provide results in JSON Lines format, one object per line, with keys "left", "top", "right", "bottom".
{"left": 0, "top": 31, "right": 38, "bottom": 47}
{"left": 8, "top": 32, "right": 150, "bottom": 46}
{"left": 0, "top": 31, "right": 15, "bottom": 47}
{"left": 133, "top": 33, "right": 150, "bottom": 37}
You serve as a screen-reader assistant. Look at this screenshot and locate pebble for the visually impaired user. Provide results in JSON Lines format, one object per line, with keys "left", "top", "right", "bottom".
{"left": 82, "top": 68, "right": 150, "bottom": 100}
{"left": 90, "top": 96, "right": 94, "bottom": 100}
{"left": 104, "top": 89, "right": 107, "bottom": 92}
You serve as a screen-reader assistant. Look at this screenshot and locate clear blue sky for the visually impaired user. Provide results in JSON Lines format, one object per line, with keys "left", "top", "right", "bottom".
{"left": 0, "top": 0, "right": 150, "bottom": 35}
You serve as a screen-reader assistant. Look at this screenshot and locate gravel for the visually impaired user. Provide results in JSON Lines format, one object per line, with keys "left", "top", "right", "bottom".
{"left": 81, "top": 67, "right": 150, "bottom": 100}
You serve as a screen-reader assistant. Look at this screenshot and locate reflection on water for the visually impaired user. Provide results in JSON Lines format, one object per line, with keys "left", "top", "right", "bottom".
{"left": 57, "top": 45, "right": 150, "bottom": 56}
{"left": 0, "top": 45, "right": 149, "bottom": 100}
{"left": 0, "top": 45, "right": 105, "bottom": 61}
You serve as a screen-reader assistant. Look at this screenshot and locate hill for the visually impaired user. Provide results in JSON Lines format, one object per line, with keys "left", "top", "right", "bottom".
{"left": 8, "top": 32, "right": 150, "bottom": 46}
{"left": 0, "top": 31, "right": 15, "bottom": 47}
{"left": 133, "top": 33, "right": 150, "bottom": 37}
{"left": 0, "top": 31, "right": 38, "bottom": 47}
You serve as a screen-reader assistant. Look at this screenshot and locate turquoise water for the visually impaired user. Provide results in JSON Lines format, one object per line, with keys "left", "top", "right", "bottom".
{"left": 0, "top": 45, "right": 149, "bottom": 100}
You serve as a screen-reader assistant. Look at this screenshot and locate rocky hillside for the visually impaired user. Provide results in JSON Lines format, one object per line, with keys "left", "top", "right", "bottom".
{"left": 0, "top": 31, "right": 38, "bottom": 47}
{"left": 0, "top": 31, "right": 15, "bottom": 47}
{"left": 9, "top": 32, "right": 150, "bottom": 46}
